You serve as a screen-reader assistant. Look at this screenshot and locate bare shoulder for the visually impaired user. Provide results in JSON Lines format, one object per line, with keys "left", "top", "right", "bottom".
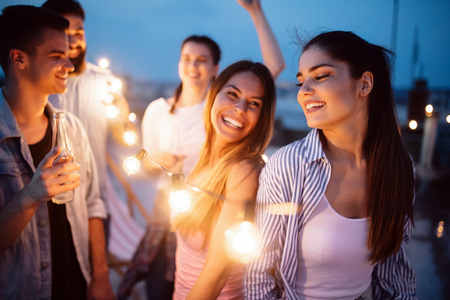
{"left": 227, "top": 159, "right": 262, "bottom": 192}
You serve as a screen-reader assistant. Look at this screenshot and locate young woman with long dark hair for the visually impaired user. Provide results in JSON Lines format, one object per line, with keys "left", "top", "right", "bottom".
{"left": 244, "top": 31, "right": 416, "bottom": 300}
{"left": 171, "top": 60, "right": 276, "bottom": 300}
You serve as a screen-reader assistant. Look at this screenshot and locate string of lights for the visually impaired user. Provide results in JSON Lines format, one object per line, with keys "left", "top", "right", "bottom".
{"left": 123, "top": 148, "right": 261, "bottom": 264}
{"left": 98, "top": 58, "right": 138, "bottom": 146}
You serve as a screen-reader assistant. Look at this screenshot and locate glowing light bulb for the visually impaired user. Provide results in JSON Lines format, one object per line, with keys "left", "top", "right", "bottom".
{"left": 129, "top": 113, "right": 137, "bottom": 122}
{"left": 105, "top": 104, "right": 120, "bottom": 119}
{"left": 99, "top": 58, "right": 110, "bottom": 69}
{"left": 110, "top": 78, "right": 123, "bottom": 93}
{"left": 409, "top": 120, "right": 418, "bottom": 130}
{"left": 446, "top": 115, "right": 450, "bottom": 123}
{"left": 123, "top": 156, "right": 141, "bottom": 174}
{"left": 169, "top": 190, "right": 191, "bottom": 212}
{"left": 261, "top": 154, "right": 268, "bottom": 163}
{"left": 225, "top": 221, "right": 260, "bottom": 264}
{"left": 436, "top": 221, "right": 444, "bottom": 238}
{"left": 123, "top": 130, "right": 138, "bottom": 146}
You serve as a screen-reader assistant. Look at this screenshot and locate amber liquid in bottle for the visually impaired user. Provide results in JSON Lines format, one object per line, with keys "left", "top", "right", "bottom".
{"left": 51, "top": 112, "right": 74, "bottom": 204}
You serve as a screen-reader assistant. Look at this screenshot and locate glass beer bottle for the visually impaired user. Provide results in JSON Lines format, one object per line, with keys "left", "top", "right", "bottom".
{"left": 51, "top": 112, "right": 74, "bottom": 204}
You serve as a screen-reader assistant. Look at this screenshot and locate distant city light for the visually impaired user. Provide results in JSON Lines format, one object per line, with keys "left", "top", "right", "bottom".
{"left": 409, "top": 120, "right": 418, "bottom": 130}
{"left": 446, "top": 115, "right": 450, "bottom": 123}
{"left": 436, "top": 221, "right": 444, "bottom": 239}
{"left": 129, "top": 113, "right": 137, "bottom": 122}
{"left": 99, "top": 58, "right": 110, "bottom": 69}
{"left": 425, "top": 104, "right": 433, "bottom": 117}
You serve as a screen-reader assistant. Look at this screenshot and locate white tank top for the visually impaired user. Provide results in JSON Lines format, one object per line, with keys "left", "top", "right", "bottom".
{"left": 295, "top": 195, "right": 374, "bottom": 300}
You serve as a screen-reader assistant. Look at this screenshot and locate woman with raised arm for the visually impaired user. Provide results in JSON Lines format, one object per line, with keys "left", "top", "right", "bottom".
{"left": 141, "top": 0, "right": 284, "bottom": 182}
{"left": 118, "top": 1, "right": 284, "bottom": 299}
{"left": 244, "top": 31, "right": 417, "bottom": 300}
{"left": 172, "top": 60, "right": 276, "bottom": 300}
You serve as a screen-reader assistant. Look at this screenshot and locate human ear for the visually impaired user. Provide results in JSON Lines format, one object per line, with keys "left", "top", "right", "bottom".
{"left": 9, "top": 49, "right": 28, "bottom": 70}
{"left": 359, "top": 71, "right": 373, "bottom": 97}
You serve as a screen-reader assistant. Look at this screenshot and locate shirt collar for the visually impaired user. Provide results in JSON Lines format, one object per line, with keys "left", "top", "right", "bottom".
{"left": 0, "top": 88, "right": 58, "bottom": 142}
{"left": 0, "top": 88, "right": 22, "bottom": 141}
{"left": 303, "top": 128, "right": 328, "bottom": 164}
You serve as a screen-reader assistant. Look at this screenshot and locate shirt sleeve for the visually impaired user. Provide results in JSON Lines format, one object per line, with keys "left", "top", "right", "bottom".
{"left": 244, "top": 150, "right": 288, "bottom": 300}
{"left": 76, "top": 116, "right": 107, "bottom": 219}
{"left": 141, "top": 99, "right": 161, "bottom": 155}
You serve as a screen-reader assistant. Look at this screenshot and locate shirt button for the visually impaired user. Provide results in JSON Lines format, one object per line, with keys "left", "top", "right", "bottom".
{"left": 38, "top": 220, "right": 46, "bottom": 227}
{"left": 41, "top": 262, "right": 49, "bottom": 270}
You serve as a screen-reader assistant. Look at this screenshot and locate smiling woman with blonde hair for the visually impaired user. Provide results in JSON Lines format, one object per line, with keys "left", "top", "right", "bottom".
{"left": 171, "top": 60, "right": 276, "bottom": 300}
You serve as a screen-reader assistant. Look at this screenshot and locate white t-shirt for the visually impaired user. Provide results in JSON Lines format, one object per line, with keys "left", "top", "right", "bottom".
{"left": 296, "top": 195, "right": 374, "bottom": 300}
{"left": 49, "top": 62, "right": 120, "bottom": 208}
{"left": 141, "top": 98, "right": 206, "bottom": 189}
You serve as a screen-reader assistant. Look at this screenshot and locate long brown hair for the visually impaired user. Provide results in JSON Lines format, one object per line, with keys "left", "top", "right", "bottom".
{"left": 172, "top": 60, "right": 276, "bottom": 245}
{"left": 303, "top": 31, "right": 414, "bottom": 263}
{"left": 170, "top": 35, "right": 221, "bottom": 114}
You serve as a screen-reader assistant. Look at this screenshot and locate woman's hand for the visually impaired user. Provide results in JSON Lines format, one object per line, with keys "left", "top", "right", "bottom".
{"left": 236, "top": 0, "right": 261, "bottom": 12}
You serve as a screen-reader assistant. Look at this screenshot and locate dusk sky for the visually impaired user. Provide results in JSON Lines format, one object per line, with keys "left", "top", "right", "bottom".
{"left": 2, "top": 0, "right": 450, "bottom": 88}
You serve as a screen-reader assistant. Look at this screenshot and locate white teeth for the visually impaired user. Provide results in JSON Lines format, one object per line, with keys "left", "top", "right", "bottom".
{"left": 306, "top": 102, "right": 325, "bottom": 110}
{"left": 223, "top": 116, "right": 243, "bottom": 128}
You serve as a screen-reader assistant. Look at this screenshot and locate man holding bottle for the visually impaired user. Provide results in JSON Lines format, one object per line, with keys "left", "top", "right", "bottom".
{"left": 42, "top": 0, "right": 134, "bottom": 229}
{"left": 0, "top": 5, "right": 114, "bottom": 300}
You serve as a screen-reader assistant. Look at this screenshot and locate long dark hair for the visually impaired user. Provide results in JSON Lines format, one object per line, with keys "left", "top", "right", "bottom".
{"left": 172, "top": 60, "right": 276, "bottom": 246}
{"left": 170, "top": 35, "right": 221, "bottom": 114}
{"left": 303, "top": 31, "right": 414, "bottom": 263}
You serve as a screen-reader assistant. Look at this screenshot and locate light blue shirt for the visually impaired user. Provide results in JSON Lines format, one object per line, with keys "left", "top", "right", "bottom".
{"left": 0, "top": 89, "right": 106, "bottom": 299}
{"left": 244, "top": 129, "right": 417, "bottom": 300}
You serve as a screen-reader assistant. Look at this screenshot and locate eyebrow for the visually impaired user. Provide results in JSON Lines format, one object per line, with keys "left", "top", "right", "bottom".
{"left": 226, "top": 84, "right": 264, "bottom": 100}
{"left": 49, "top": 49, "right": 66, "bottom": 55}
{"left": 181, "top": 54, "right": 209, "bottom": 58}
{"left": 296, "top": 63, "right": 335, "bottom": 77}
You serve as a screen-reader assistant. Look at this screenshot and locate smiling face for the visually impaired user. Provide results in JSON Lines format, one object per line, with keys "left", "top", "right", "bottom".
{"left": 178, "top": 41, "right": 218, "bottom": 88}
{"left": 211, "top": 71, "right": 264, "bottom": 148}
{"left": 27, "top": 28, "right": 74, "bottom": 95}
{"left": 297, "top": 47, "right": 367, "bottom": 130}
{"left": 61, "top": 13, "right": 86, "bottom": 74}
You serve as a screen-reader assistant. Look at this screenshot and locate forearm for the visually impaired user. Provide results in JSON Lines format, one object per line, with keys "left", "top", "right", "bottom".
{"left": 186, "top": 258, "right": 233, "bottom": 300}
{"left": 88, "top": 217, "right": 109, "bottom": 277}
{"left": 0, "top": 188, "right": 39, "bottom": 252}
{"left": 248, "top": 6, "right": 285, "bottom": 79}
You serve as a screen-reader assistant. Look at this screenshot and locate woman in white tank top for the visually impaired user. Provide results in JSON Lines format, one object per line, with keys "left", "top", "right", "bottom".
{"left": 244, "top": 31, "right": 417, "bottom": 300}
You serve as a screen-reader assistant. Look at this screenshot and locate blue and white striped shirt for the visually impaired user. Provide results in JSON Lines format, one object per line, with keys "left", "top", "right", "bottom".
{"left": 244, "top": 129, "right": 417, "bottom": 300}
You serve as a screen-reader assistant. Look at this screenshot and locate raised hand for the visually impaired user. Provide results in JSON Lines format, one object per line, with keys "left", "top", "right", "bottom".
{"left": 236, "top": 0, "right": 261, "bottom": 12}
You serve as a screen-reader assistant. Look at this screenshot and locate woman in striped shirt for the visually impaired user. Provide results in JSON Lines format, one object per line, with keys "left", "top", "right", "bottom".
{"left": 244, "top": 31, "right": 416, "bottom": 300}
